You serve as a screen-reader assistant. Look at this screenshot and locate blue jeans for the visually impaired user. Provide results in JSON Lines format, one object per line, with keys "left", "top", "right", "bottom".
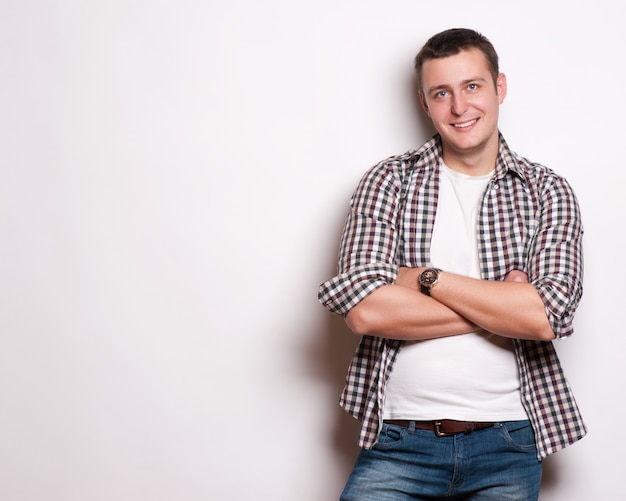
{"left": 341, "top": 421, "right": 542, "bottom": 501}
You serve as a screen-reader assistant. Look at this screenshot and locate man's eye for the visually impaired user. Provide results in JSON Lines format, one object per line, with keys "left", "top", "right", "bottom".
{"left": 436, "top": 91, "right": 447, "bottom": 98}
{"left": 468, "top": 83, "right": 478, "bottom": 91}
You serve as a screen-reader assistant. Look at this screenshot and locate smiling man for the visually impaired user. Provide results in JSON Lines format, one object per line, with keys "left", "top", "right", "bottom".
{"left": 319, "top": 28, "right": 586, "bottom": 500}
{"left": 420, "top": 47, "right": 505, "bottom": 175}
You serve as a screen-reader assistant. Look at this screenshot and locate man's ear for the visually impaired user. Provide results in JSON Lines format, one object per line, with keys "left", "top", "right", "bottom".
{"left": 496, "top": 73, "right": 507, "bottom": 104}
{"left": 418, "top": 90, "right": 431, "bottom": 117}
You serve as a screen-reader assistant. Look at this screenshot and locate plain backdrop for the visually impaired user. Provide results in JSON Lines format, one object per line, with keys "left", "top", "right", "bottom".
{"left": 0, "top": 1, "right": 622, "bottom": 499}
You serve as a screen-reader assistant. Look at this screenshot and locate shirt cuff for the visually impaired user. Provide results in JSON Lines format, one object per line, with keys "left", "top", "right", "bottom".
{"left": 318, "top": 263, "right": 397, "bottom": 316}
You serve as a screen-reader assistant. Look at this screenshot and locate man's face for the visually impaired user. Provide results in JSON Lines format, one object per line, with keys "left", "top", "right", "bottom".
{"left": 419, "top": 48, "right": 506, "bottom": 173}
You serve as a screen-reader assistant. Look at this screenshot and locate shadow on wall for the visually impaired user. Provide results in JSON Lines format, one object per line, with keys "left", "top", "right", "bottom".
{"left": 323, "top": 314, "right": 361, "bottom": 461}
{"left": 540, "top": 454, "right": 561, "bottom": 495}
{"left": 307, "top": 301, "right": 362, "bottom": 486}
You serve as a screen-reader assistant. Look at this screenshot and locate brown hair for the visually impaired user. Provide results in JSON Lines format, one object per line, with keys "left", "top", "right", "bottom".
{"left": 414, "top": 28, "right": 500, "bottom": 90}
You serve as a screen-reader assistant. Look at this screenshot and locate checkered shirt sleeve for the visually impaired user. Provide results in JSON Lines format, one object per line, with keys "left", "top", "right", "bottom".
{"left": 528, "top": 171, "right": 584, "bottom": 338}
{"left": 318, "top": 155, "right": 413, "bottom": 315}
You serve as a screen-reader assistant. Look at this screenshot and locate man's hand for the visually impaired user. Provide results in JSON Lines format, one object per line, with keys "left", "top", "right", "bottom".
{"left": 504, "top": 270, "right": 529, "bottom": 283}
{"left": 396, "top": 267, "right": 425, "bottom": 290}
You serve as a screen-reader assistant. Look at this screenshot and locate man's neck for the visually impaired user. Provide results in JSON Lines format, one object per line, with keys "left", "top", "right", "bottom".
{"left": 441, "top": 136, "right": 499, "bottom": 177}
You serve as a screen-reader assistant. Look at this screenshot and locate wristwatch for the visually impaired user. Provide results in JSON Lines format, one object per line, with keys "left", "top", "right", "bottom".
{"left": 418, "top": 268, "right": 442, "bottom": 296}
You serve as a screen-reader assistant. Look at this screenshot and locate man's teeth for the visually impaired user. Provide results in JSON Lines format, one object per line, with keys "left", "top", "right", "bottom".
{"left": 453, "top": 119, "right": 477, "bottom": 128}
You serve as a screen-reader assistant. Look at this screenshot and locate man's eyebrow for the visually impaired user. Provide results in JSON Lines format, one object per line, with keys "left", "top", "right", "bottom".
{"left": 426, "top": 84, "right": 450, "bottom": 94}
{"left": 461, "top": 76, "right": 488, "bottom": 85}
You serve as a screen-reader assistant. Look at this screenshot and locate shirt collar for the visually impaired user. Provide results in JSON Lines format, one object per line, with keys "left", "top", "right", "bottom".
{"left": 415, "top": 132, "right": 527, "bottom": 184}
{"left": 495, "top": 132, "right": 527, "bottom": 183}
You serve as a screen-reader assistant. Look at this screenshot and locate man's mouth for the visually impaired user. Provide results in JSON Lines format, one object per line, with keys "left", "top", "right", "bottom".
{"left": 452, "top": 118, "right": 478, "bottom": 128}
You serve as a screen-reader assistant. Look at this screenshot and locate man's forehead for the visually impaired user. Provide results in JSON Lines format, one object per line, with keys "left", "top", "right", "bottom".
{"left": 421, "top": 48, "right": 492, "bottom": 87}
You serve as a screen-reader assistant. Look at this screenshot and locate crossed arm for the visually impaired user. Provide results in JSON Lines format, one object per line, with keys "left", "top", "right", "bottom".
{"left": 345, "top": 268, "right": 555, "bottom": 342}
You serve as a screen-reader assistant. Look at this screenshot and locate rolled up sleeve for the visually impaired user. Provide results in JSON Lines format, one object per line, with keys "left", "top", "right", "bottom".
{"left": 318, "top": 162, "right": 403, "bottom": 316}
{"left": 530, "top": 176, "right": 584, "bottom": 339}
{"left": 318, "top": 261, "right": 397, "bottom": 316}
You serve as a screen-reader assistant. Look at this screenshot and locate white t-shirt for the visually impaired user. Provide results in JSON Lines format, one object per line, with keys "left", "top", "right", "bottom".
{"left": 383, "top": 161, "right": 527, "bottom": 422}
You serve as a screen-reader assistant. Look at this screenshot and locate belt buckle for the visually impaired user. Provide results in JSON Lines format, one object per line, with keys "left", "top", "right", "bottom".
{"left": 434, "top": 421, "right": 451, "bottom": 437}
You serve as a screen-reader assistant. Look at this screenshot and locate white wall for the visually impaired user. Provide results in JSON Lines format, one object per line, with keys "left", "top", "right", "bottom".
{"left": 0, "top": 1, "right": 621, "bottom": 499}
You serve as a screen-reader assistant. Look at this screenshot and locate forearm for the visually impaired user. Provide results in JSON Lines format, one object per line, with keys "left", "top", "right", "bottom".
{"left": 429, "top": 271, "right": 555, "bottom": 341}
{"left": 345, "top": 284, "right": 478, "bottom": 340}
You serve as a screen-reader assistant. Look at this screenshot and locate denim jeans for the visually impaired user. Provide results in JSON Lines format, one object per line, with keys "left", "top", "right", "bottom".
{"left": 340, "top": 420, "right": 542, "bottom": 501}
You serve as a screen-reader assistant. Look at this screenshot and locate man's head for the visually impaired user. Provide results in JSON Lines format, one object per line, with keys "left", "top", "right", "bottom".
{"left": 414, "top": 28, "right": 499, "bottom": 92}
{"left": 414, "top": 28, "right": 506, "bottom": 174}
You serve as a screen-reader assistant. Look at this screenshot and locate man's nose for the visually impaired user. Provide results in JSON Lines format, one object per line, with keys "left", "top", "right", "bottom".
{"left": 451, "top": 94, "right": 468, "bottom": 116}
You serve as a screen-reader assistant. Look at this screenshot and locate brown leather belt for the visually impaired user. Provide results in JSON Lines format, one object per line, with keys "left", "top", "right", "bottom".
{"left": 384, "top": 419, "right": 496, "bottom": 437}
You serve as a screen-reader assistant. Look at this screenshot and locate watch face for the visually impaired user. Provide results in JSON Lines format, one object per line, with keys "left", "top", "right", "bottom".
{"left": 421, "top": 269, "right": 438, "bottom": 286}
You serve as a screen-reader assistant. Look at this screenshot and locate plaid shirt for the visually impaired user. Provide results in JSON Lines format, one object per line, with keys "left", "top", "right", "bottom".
{"left": 318, "top": 133, "right": 586, "bottom": 460}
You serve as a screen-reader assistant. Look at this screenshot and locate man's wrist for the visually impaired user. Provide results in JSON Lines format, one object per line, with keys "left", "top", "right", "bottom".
{"left": 418, "top": 268, "right": 442, "bottom": 296}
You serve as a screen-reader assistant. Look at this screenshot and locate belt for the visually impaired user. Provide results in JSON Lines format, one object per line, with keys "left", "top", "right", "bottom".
{"left": 384, "top": 419, "right": 496, "bottom": 437}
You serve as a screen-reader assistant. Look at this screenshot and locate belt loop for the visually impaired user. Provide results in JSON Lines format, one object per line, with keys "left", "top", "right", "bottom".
{"left": 408, "top": 421, "right": 416, "bottom": 433}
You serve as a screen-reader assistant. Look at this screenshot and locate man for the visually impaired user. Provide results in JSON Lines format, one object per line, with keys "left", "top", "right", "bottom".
{"left": 318, "top": 28, "right": 585, "bottom": 500}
